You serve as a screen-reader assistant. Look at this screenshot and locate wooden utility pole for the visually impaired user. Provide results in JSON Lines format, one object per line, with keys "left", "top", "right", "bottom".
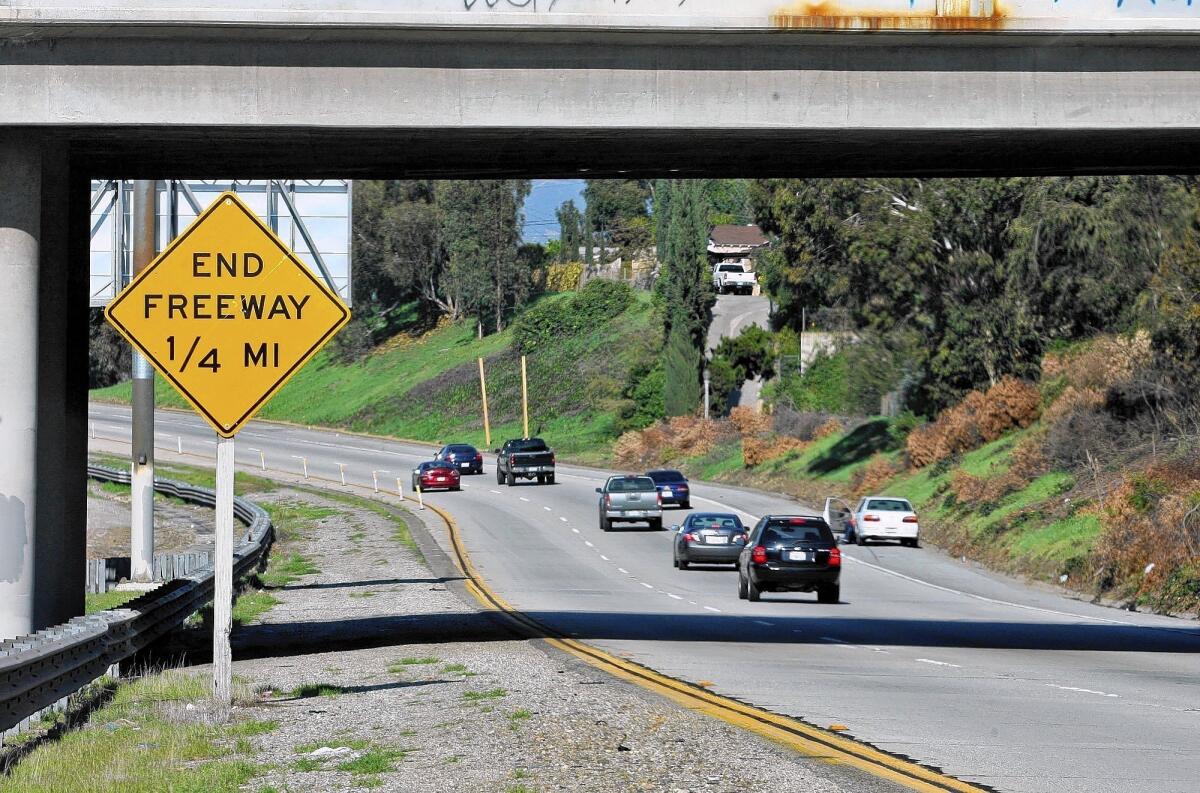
{"left": 520, "top": 355, "right": 530, "bottom": 438}
{"left": 478, "top": 357, "right": 492, "bottom": 447}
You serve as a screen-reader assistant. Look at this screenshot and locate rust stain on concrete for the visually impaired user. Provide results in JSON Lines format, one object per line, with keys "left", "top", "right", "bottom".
{"left": 772, "top": 1, "right": 1008, "bottom": 31}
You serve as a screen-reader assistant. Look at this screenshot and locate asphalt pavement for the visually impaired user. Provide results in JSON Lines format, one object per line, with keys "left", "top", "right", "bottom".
{"left": 707, "top": 293, "right": 771, "bottom": 409}
{"left": 89, "top": 402, "right": 1200, "bottom": 793}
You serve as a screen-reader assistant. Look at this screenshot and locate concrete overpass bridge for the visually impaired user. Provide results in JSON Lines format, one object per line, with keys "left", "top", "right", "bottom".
{"left": 3, "top": 0, "right": 1200, "bottom": 637}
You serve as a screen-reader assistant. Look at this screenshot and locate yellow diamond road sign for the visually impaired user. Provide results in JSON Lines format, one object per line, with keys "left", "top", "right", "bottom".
{"left": 105, "top": 191, "right": 351, "bottom": 437}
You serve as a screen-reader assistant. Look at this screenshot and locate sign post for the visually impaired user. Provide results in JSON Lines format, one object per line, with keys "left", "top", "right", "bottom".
{"left": 104, "top": 191, "right": 350, "bottom": 709}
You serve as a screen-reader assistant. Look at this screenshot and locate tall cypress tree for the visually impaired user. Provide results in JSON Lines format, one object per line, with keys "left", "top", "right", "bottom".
{"left": 659, "top": 180, "right": 713, "bottom": 416}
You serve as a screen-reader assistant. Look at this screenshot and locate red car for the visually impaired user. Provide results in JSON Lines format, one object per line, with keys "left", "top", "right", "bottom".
{"left": 412, "top": 461, "right": 461, "bottom": 492}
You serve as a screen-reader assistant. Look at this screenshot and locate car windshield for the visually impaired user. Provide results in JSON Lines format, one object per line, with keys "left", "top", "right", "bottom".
{"left": 761, "top": 518, "right": 833, "bottom": 544}
{"left": 687, "top": 514, "right": 742, "bottom": 531}
{"left": 647, "top": 470, "right": 686, "bottom": 483}
{"left": 608, "top": 477, "right": 655, "bottom": 492}
{"left": 866, "top": 499, "right": 913, "bottom": 512}
{"left": 509, "top": 439, "right": 549, "bottom": 453}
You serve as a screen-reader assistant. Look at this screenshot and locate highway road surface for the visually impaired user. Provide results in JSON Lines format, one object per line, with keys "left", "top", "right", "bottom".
{"left": 90, "top": 403, "right": 1200, "bottom": 793}
{"left": 707, "top": 294, "right": 771, "bottom": 410}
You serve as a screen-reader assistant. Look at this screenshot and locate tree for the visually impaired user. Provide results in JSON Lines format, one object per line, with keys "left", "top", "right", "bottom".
{"left": 657, "top": 180, "right": 714, "bottom": 416}
{"left": 555, "top": 199, "right": 583, "bottom": 263}
{"left": 438, "top": 180, "right": 533, "bottom": 333}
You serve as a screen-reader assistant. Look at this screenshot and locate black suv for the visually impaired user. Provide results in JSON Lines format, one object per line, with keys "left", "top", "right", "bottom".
{"left": 738, "top": 515, "right": 841, "bottom": 604}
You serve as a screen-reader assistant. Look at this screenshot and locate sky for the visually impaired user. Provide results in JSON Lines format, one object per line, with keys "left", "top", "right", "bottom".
{"left": 522, "top": 179, "right": 586, "bottom": 243}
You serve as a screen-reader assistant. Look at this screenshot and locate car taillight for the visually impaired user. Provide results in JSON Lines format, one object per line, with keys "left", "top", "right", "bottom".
{"left": 864, "top": 514, "right": 880, "bottom": 522}
{"left": 657, "top": 492, "right": 663, "bottom": 507}
{"left": 551, "top": 453, "right": 556, "bottom": 463}
{"left": 475, "top": 453, "right": 482, "bottom": 461}
{"left": 604, "top": 494, "right": 611, "bottom": 508}
{"left": 751, "top": 545, "right": 767, "bottom": 565}
{"left": 509, "top": 455, "right": 517, "bottom": 468}
{"left": 828, "top": 547, "right": 842, "bottom": 567}
{"left": 684, "top": 532, "right": 699, "bottom": 542}
{"left": 902, "top": 515, "right": 918, "bottom": 523}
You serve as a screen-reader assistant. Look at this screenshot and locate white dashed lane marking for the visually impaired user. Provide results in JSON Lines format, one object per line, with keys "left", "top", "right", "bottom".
{"left": 584, "top": 541, "right": 594, "bottom": 548}
{"left": 916, "top": 658, "right": 962, "bottom": 668}
{"left": 641, "top": 582, "right": 654, "bottom": 589}
{"left": 618, "top": 568, "right": 629, "bottom": 575}
{"left": 1046, "top": 684, "right": 1118, "bottom": 698}
{"left": 600, "top": 555, "right": 610, "bottom": 561}
{"left": 519, "top": 497, "right": 531, "bottom": 503}
{"left": 704, "top": 606, "right": 722, "bottom": 613}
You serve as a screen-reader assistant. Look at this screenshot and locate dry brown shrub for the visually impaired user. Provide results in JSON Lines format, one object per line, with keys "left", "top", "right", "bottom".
{"left": 1057, "top": 333, "right": 1152, "bottom": 391}
{"left": 950, "top": 471, "right": 988, "bottom": 504}
{"left": 612, "top": 417, "right": 730, "bottom": 469}
{"left": 742, "top": 435, "right": 807, "bottom": 467}
{"left": 729, "top": 405, "right": 772, "bottom": 438}
{"left": 850, "top": 455, "right": 901, "bottom": 497}
{"left": 813, "top": 418, "right": 844, "bottom": 441}
{"left": 906, "top": 377, "right": 1041, "bottom": 468}
{"left": 1043, "top": 385, "right": 1105, "bottom": 426}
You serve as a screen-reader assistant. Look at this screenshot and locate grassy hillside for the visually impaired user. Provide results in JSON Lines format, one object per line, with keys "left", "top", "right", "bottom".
{"left": 92, "top": 289, "right": 657, "bottom": 463}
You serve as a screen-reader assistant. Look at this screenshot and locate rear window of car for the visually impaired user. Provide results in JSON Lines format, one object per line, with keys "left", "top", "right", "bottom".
{"left": 647, "top": 470, "right": 686, "bottom": 483}
{"left": 448, "top": 445, "right": 477, "bottom": 455}
{"left": 866, "top": 499, "right": 913, "bottom": 512}
{"left": 718, "top": 264, "right": 743, "bottom": 272}
{"left": 688, "top": 514, "right": 742, "bottom": 531}
{"left": 608, "top": 477, "right": 655, "bottom": 492}
{"left": 422, "top": 462, "right": 453, "bottom": 471}
{"left": 509, "top": 439, "right": 549, "bottom": 453}
{"left": 761, "top": 518, "right": 834, "bottom": 544}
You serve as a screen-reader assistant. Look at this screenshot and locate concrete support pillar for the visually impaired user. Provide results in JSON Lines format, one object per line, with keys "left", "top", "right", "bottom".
{"left": 0, "top": 135, "right": 43, "bottom": 640}
{"left": 0, "top": 133, "right": 87, "bottom": 640}
{"left": 130, "top": 179, "right": 156, "bottom": 582}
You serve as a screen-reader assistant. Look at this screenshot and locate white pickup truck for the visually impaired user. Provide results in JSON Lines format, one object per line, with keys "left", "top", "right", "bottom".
{"left": 712, "top": 262, "right": 757, "bottom": 295}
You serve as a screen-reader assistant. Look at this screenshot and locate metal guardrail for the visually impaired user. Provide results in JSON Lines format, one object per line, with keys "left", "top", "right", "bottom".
{"left": 0, "top": 465, "right": 274, "bottom": 739}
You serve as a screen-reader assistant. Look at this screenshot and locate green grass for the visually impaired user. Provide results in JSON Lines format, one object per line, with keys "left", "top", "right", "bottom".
{"left": 84, "top": 590, "right": 140, "bottom": 614}
{"left": 92, "top": 292, "right": 658, "bottom": 462}
{"left": 287, "top": 683, "right": 345, "bottom": 699}
{"left": 232, "top": 591, "right": 280, "bottom": 626}
{"left": 1007, "top": 512, "right": 1101, "bottom": 564}
{"left": 441, "top": 663, "right": 469, "bottom": 675}
{"left": 462, "top": 688, "right": 507, "bottom": 702}
{"left": 387, "top": 657, "right": 439, "bottom": 673}
{"left": 336, "top": 748, "right": 406, "bottom": 775}
{"left": 294, "top": 738, "right": 369, "bottom": 754}
{"left": 0, "top": 671, "right": 265, "bottom": 793}
{"left": 299, "top": 488, "right": 417, "bottom": 552}
{"left": 259, "top": 553, "right": 320, "bottom": 588}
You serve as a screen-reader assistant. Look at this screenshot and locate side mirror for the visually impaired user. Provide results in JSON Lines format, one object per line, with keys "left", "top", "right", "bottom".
{"left": 493, "top": 449, "right": 501, "bottom": 454}
{"left": 595, "top": 487, "right": 602, "bottom": 494}
{"left": 670, "top": 525, "right": 680, "bottom": 532}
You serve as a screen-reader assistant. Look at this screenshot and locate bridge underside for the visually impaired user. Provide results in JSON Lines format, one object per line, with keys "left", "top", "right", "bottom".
{"left": 4, "top": 23, "right": 1200, "bottom": 638}
{"left": 58, "top": 126, "right": 1200, "bottom": 179}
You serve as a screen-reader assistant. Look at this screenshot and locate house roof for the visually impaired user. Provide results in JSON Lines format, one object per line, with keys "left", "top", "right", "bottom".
{"left": 708, "top": 224, "right": 769, "bottom": 248}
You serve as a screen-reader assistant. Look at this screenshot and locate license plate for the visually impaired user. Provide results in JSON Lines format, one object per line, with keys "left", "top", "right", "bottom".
{"left": 661, "top": 488, "right": 672, "bottom": 495}
{"left": 705, "top": 535, "right": 729, "bottom": 544}
{"left": 626, "top": 510, "right": 644, "bottom": 518}
{"left": 787, "top": 551, "right": 813, "bottom": 562}
{"left": 460, "top": 463, "right": 470, "bottom": 468}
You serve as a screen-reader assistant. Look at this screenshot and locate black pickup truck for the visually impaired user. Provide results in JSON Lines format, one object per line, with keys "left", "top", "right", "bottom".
{"left": 495, "top": 438, "right": 556, "bottom": 486}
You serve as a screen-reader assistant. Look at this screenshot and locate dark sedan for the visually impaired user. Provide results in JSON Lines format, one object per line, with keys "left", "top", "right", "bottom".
{"left": 436, "top": 443, "right": 484, "bottom": 475}
{"left": 411, "top": 461, "right": 461, "bottom": 492}
{"left": 737, "top": 515, "right": 841, "bottom": 603}
{"left": 672, "top": 513, "right": 746, "bottom": 569}
{"left": 646, "top": 469, "right": 691, "bottom": 509}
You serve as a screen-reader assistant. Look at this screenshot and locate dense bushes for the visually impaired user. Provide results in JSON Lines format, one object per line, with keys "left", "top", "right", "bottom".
{"left": 513, "top": 279, "right": 633, "bottom": 353}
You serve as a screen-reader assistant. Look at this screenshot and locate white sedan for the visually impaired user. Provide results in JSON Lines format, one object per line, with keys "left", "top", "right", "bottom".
{"left": 851, "top": 496, "right": 920, "bottom": 547}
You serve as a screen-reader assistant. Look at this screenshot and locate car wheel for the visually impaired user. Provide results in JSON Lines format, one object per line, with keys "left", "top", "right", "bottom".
{"left": 649, "top": 518, "right": 663, "bottom": 531}
{"left": 496, "top": 469, "right": 505, "bottom": 485}
{"left": 547, "top": 474, "right": 555, "bottom": 485}
{"left": 817, "top": 583, "right": 840, "bottom": 604}
{"left": 451, "top": 485, "right": 461, "bottom": 492}
{"left": 678, "top": 559, "right": 689, "bottom": 570}
{"left": 601, "top": 518, "right": 611, "bottom": 532}
{"left": 746, "top": 577, "right": 761, "bottom": 602}
{"left": 672, "top": 557, "right": 679, "bottom": 569}
{"left": 855, "top": 532, "right": 866, "bottom": 546}
{"left": 680, "top": 500, "right": 691, "bottom": 510}
{"left": 737, "top": 574, "right": 748, "bottom": 600}
{"left": 506, "top": 473, "right": 515, "bottom": 487}
{"left": 536, "top": 474, "right": 545, "bottom": 484}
